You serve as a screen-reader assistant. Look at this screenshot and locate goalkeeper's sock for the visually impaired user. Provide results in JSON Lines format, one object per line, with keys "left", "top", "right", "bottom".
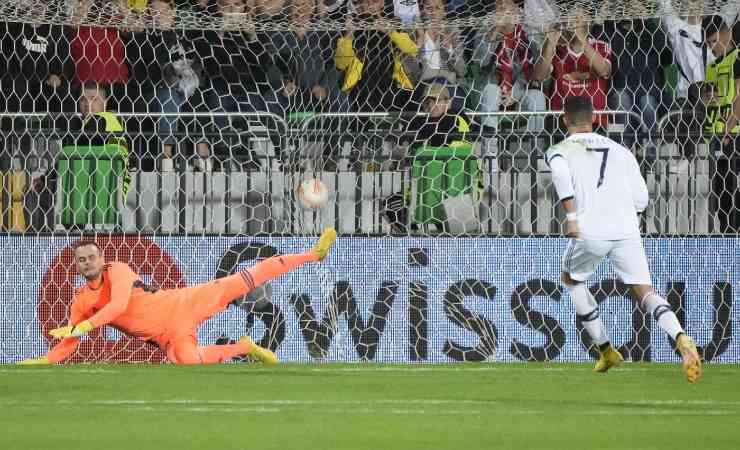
{"left": 245, "top": 253, "right": 318, "bottom": 288}
{"left": 213, "top": 253, "right": 318, "bottom": 308}
{"left": 567, "top": 282, "right": 609, "bottom": 346}
{"left": 642, "top": 292, "right": 684, "bottom": 340}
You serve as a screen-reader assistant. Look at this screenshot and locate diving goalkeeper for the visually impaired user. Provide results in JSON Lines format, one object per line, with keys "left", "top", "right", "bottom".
{"left": 18, "top": 228, "right": 337, "bottom": 365}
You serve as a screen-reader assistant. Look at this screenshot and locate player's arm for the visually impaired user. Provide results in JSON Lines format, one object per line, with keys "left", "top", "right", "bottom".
{"left": 532, "top": 25, "right": 560, "bottom": 82}
{"left": 18, "top": 296, "right": 90, "bottom": 365}
{"left": 627, "top": 152, "right": 649, "bottom": 213}
{"left": 46, "top": 264, "right": 136, "bottom": 340}
{"left": 657, "top": 0, "right": 681, "bottom": 32}
{"left": 722, "top": 69, "right": 740, "bottom": 140}
{"left": 546, "top": 148, "right": 579, "bottom": 238}
{"left": 86, "top": 263, "right": 136, "bottom": 329}
{"left": 583, "top": 40, "right": 611, "bottom": 78}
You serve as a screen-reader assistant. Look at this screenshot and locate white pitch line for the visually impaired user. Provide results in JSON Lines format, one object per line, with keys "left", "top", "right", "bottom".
{"left": 583, "top": 409, "right": 738, "bottom": 416}
{"left": 301, "top": 366, "right": 676, "bottom": 373}
{"left": 608, "top": 399, "right": 740, "bottom": 407}
{"left": 0, "top": 399, "right": 494, "bottom": 406}
{"left": 7, "top": 403, "right": 736, "bottom": 417}
{"left": 0, "top": 366, "right": 677, "bottom": 374}
{"left": 5, "top": 364, "right": 738, "bottom": 374}
{"left": 3, "top": 398, "right": 739, "bottom": 410}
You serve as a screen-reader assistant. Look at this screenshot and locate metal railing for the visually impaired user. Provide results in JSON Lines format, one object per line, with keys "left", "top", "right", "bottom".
{"left": 0, "top": 110, "right": 726, "bottom": 235}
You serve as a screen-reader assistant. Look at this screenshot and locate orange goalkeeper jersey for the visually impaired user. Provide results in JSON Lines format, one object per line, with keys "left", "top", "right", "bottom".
{"left": 47, "top": 262, "right": 179, "bottom": 363}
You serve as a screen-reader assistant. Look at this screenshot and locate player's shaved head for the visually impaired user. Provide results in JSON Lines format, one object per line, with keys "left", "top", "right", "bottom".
{"left": 73, "top": 240, "right": 104, "bottom": 281}
{"left": 563, "top": 96, "right": 594, "bottom": 133}
{"left": 73, "top": 240, "right": 101, "bottom": 254}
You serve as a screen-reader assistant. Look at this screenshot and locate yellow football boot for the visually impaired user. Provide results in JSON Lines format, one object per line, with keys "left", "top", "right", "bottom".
{"left": 241, "top": 336, "right": 278, "bottom": 365}
{"left": 594, "top": 344, "right": 623, "bottom": 373}
{"left": 676, "top": 334, "right": 702, "bottom": 383}
{"left": 313, "top": 227, "right": 337, "bottom": 261}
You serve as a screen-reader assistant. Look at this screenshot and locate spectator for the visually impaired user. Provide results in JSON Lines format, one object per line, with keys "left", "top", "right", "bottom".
{"left": 604, "top": 16, "right": 671, "bottom": 157}
{"left": 523, "top": 0, "right": 557, "bottom": 47}
{"left": 73, "top": 81, "right": 128, "bottom": 157}
{"left": 659, "top": 0, "right": 714, "bottom": 104}
{"left": 393, "top": 0, "right": 419, "bottom": 25}
{"left": 658, "top": 0, "right": 715, "bottom": 167}
{"left": 0, "top": 6, "right": 75, "bottom": 118}
{"left": 29, "top": 82, "right": 129, "bottom": 231}
{"left": 254, "top": 0, "right": 287, "bottom": 20}
{"left": 415, "top": 0, "right": 466, "bottom": 84}
{"left": 263, "top": 0, "right": 346, "bottom": 116}
{"left": 402, "top": 83, "right": 473, "bottom": 148}
{"left": 191, "top": 0, "right": 219, "bottom": 15}
{"left": 531, "top": 7, "right": 612, "bottom": 133}
{"left": 383, "top": 83, "right": 474, "bottom": 232}
{"left": 470, "top": 0, "right": 546, "bottom": 153}
{"left": 413, "top": 0, "right": 468, "bottom": 113}
{"left": 703, "top": 15, "right": 740, "bottom": 233}
{"left": 68, "top": 0, "right": 130, "bottom": 108}
{"left": 334, "top": 0, "right": 419, "bottom": 112}
{"left": 192, "top": 0, "right": 274, "bottom": 170}
{"left": 127, "top": 0, "right": 203, "bottom": 166}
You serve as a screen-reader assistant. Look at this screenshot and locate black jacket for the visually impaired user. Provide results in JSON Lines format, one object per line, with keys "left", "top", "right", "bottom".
{"left": 192, "top": 30, "right": 271, "bottom": 92}
{"left": 126, "top": 29, "right": 201, "bottom": 89}
{"left": 0, "top": 22, "right": 74, "bottom": 83}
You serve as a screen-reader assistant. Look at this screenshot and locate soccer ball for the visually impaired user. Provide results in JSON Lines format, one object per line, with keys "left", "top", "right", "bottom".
{"left": 296, "top": 179, "right": 329, "bottom": 210}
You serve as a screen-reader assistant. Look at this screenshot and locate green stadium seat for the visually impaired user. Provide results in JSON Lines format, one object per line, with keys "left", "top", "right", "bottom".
{"left": 57, "top": 144, "right": 126, "bottom": 228}
{"left": 410, "top": 143, "right": 479, "bottom": 228}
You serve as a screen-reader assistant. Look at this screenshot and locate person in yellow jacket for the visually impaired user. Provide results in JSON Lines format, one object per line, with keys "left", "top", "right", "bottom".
{"left": 382, "top": 83, "right": 477, "bottom": 233}
{"left": 28, "top": 82, "right": 130, "bottom": 231}
{"left": 703, "top": 15, "right": 740, "bottom": 233}
{"left": 75, "top": 81, "right": 131, "bottom": 197}
{"left": 334, "top": 0, "right": 420, "bottom": 112}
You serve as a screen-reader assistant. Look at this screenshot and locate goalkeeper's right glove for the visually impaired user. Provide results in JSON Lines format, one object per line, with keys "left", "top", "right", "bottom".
{"left": 17, "top": 356, "right": 50, "bottom": 365}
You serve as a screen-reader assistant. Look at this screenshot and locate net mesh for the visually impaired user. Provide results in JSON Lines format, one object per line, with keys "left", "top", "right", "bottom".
{"left": 1, "top": 0, "right": 739, "bottom": 31}
{"left": 0, "top": 0, "right": 738, "bottom": 364}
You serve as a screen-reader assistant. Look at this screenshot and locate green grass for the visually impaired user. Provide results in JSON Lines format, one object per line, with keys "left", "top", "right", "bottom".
{"left": 2, "top": 363, "right": 739, "bottom": 450}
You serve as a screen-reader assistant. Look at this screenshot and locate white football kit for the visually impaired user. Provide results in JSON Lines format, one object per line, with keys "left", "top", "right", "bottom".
{"left": 545, "top": 132, "right": 652, "bottom": 285}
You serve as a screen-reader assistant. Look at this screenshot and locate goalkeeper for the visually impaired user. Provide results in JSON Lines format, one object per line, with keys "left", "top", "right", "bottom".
{"left": 19, "top": 228, "right": 337, "bottom": 365}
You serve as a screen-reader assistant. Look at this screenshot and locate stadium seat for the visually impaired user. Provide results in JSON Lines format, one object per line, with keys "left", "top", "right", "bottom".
{"left": 0, "top": 169, "right": 26, "bottom": 232}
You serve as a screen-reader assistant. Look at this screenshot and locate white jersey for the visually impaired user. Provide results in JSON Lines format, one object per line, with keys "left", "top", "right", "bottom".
{"left": 545, "top": 132, "right": 649, "bottom": 240}
{"left": 658, "top": 0, "right": 714, "bottom": 99}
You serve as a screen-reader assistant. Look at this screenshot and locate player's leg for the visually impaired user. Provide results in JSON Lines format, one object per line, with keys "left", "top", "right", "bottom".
{"left": 166, "top": 335, "right": 277, "bottom": 365}
{"left": 185, "top": 227, "right": 337, "bottom": 324}
{"left": 246, "top": 231, "right": 332, "bottom": 290}
{"left": 561, "top": 239, "right": 622, "bottom": 372}
{"left": 610, "top": 238, "right": 702, "bottom": 383}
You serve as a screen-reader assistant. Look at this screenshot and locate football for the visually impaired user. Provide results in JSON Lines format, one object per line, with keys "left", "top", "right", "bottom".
{"left": 296, "top": 179, "right": 329, "bottom": 210}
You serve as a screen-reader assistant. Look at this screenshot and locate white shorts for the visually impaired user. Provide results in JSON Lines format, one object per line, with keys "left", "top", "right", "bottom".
{"left": 561, "top": 237, "right": 652, "bottom": 285}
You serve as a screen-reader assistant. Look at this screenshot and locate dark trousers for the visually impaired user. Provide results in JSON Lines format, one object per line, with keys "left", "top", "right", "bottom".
{"left": 711, "top": 137, "right": 740, "bottom": 233}
{"left": 712, "top": 157, "right": 740, "bottom": 233}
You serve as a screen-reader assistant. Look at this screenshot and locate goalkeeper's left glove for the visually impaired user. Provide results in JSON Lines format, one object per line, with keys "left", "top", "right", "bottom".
{"left": 17, "top": 356, "right": 50, "bottom": 365}
{"left": 49, "top": 320, "right": 94, "bottom": 339}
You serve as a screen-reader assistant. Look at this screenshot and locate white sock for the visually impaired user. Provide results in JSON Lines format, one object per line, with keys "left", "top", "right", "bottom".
{"left": 642, "top": 292, "right": 684, "bottom": 340}
{"left": 567, "top": 283, "right": 609, "bottom": 346}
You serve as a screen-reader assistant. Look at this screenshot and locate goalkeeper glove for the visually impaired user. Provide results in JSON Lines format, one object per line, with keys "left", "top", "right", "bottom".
{"left": 50, "top": 320, "right": 94, "bottom": 339}
{"left": 17, "top": 356, "right": 50, "bottom": 365}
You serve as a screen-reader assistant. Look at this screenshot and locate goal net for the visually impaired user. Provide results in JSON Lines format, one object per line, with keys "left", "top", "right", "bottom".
{"left": 0, "top": 0, "right": 738, "bottom": 364}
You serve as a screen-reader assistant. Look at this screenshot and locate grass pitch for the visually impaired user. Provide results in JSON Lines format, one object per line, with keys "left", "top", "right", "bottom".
{"left": 2, "top": 363, "right": 739, "bottom": 450}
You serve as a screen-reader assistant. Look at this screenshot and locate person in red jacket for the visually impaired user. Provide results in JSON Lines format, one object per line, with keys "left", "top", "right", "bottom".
{"left": 68, "top": 0, "right": 129, "bottom": 109}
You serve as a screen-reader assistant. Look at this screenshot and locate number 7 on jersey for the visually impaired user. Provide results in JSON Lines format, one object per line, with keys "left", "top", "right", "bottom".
{"left": 590, "top": 148, "right": 609, "bottom": 188}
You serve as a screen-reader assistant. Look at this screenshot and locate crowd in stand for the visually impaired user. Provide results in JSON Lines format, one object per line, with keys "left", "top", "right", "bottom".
{"left": 1, "top": 0, "right": 740, "bottom": 231}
